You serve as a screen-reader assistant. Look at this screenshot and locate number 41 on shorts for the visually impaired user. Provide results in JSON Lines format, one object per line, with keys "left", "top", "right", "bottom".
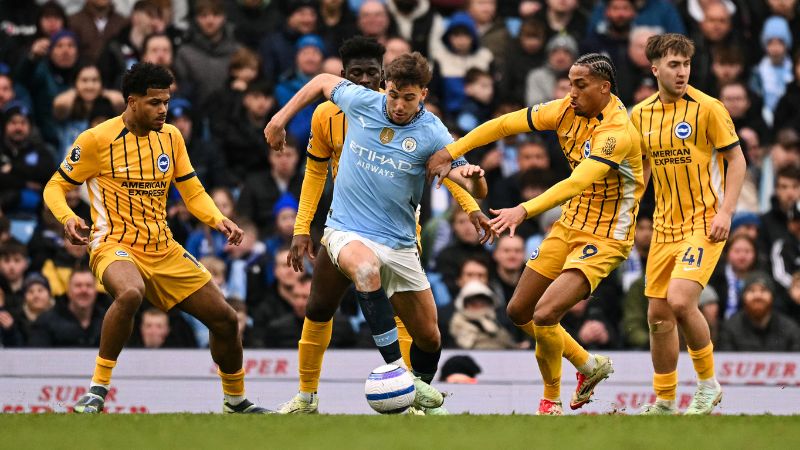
{"left": 681, "top": 246, "right": 704, "bottom": 267}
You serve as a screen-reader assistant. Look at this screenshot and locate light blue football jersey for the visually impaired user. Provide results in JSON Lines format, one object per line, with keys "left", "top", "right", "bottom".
{"left": 327, "top": 80, "right": 465, "bottom": 249}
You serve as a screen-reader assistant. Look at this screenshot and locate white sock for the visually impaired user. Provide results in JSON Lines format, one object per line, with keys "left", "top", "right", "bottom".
{"left": 89, "top": 381, "right": 109, "bottom": 392}
{"left": 224, "top": 394, "right": 246, "bottom": 406}
{"left": 390, "top": 358, "right": 408, "bottom": 371}
{"left": 298, "top": 391, "right": 315, "bottom": 402}
{"left": 578, "top": 355, "right": 597, "bottom": 375}
{"left": 698, "top": 377, "right": 718, "bottom": 389}
{"left": 655, "top": 398, "right": 676, "bottom": 409}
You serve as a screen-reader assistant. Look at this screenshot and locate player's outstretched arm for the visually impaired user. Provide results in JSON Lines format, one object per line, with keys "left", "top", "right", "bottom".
{"left": 709, "top": 145, "right": 746, "bottom": 242}
{"left": 488, "top": 158, "right": 611, "bottom": 236}
{"left": 427, "top": 108, "right": 532, "bottom": 185}
{"left": 264, "top": 73, "right": 345, "bottom": 152}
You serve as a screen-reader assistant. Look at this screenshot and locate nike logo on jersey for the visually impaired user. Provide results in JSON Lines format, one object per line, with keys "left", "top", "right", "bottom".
{"left": 643, "top": 130, "right": 658, "bottom": 136}
{"left": 117, "top": 166, "right": 131, "bottom": 172}
{"left": 683, "top": 267, "right": 700, "bottom": 271}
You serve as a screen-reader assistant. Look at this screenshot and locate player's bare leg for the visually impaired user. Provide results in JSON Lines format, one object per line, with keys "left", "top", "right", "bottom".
{"left": 391, "top": 289, "right": 446, "bottom": 413}
{"left": 531, "top": 269, "right": 592, "bottom": 415}
{"left": 668, "top": 279, "right": 720, "bottom": 415}
{"left": 279, "top": 248, "right": 352, "bottom": 414}
{"left": 178, "top": 280, "right": 272, "bottom": 413}
{"left": 73, "top": 261, "right": 145, "bottom": 413}
{"left": 641, "top": 297, "right": 680, "bottom": 415}
{"left": 508, "top": 267, "right": 612, "bottom": 410}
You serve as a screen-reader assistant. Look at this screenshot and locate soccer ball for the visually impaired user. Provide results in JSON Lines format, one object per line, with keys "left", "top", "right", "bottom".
{"left": 364, "top": 364, "right": 416, "bottom": 414}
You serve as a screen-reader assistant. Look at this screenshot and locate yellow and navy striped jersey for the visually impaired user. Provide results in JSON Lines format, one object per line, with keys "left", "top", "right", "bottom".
{"left": 528, "top": 95, "right": 644, "bottom": 241}
{"left": 46, "top": 116, "right": 221, "bottom": 252}
{"left": 631, "top": 85, "right": 739, "bottom": 243}
{"left": 307, "top": 100, "right": 346, "bottom": 179}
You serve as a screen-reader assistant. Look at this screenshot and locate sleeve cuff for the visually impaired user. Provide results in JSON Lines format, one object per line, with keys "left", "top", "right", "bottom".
{"left": 716, "top": 140, "right": 740, "bottom": 152}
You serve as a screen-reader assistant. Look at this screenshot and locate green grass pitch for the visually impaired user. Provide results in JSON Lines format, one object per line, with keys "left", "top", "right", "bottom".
{"left": 1, "top": 414, "right": 799, "bottom": 449}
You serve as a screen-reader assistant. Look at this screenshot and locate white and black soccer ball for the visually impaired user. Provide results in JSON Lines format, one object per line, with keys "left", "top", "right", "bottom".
{"left": 364, "top": 364, "right": 416, "bottom": 414}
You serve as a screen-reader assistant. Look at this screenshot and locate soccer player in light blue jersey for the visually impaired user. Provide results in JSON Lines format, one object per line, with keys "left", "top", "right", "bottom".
{"left": 265, "top": 52, "right": 487, "bottom": 414}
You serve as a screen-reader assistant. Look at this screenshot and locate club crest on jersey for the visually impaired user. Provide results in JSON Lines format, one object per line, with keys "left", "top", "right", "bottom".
{"left": 115, "top": 250, "right": 130, "bottom": 257}
{"left": 583, "top": 140, "right": 591, "bottom": 158}
{"left": 530, "top": 248, "right": 540, "bottom": 260}
{"left": 69, "top": 146, "right": 81, "bottom": 162}
{"left": 157, "top": 154, "right": 170, "bottom": 173}
{"left": 675, "top": 121, "right": 693, "bottom": 139}
{"left": 402, "top": 137, "right": 417, "bottom": 152}
{"left": 379, "top": 127, "right": 395, "bottom": 144}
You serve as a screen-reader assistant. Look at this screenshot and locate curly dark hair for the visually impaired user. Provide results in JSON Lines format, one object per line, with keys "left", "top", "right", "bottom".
{"left": 121, "top": 62, "right": 174, "bottom": 99}
{"left": 339, "top": 36, "right": 385, "bottom": 69}
{"left": 385, "top": 52, "right": 432, "bottom": 88}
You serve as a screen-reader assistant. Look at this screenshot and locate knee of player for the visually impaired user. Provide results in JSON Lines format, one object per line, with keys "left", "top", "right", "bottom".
{"left": 116, "top": 285, "right": 145, "bottom": 308}
{"left": 352, "top": 261, "right": 380, "bottom": 289}
{"left": 666, "top": 297, "right": 696, "bottom": 318}
{"left": 210, "top": 305, "right": 239, "bottom": 336}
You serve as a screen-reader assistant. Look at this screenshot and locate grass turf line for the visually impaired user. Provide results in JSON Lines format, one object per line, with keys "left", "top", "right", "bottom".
{"left": 1, "top": 415, "right": 798, "bottom": 450}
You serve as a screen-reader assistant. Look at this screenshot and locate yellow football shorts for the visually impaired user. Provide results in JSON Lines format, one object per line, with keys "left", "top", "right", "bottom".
{"left": 526, "top": 221, "right": 632, "bottom": 292}
{"left": 90, "top": 242, "right": 212, "bottom": 311}
{"left": 644, "top": 234, "right": 725, "bottom": 299}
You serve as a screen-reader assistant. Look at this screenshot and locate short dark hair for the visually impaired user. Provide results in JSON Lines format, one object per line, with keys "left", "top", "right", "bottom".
{"left": 465, "top": 67, "right": 491, "bottom": 85}
{"left": 142, "top": 32, "right": 171, "bottom": 54}
{"left": 385, "top": 52, "right": 432, "bottom": 88}
{"left": 121, "top": 62, "right": 174, "bottom": 98}
{"left": 194, "top": 0, "right": 225, "bottom": 15}
{"left": 339, "top": 36, "right": 385, "bottom": 69}
{"left": 0, "top": 239, "right": 27, "bottom": 259}
{"left": 776, "top": 165, "right": 800, "bottom": 184}
{"left": 645, "top": 33, "right": 695, "bottom": 62}
{"left": 713, "top": 45, "right": 744, "bottom": 66}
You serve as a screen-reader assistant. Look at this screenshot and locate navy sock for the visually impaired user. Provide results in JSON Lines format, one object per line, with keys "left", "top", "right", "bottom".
{"left": 410, "top": 342, "right": 441, "bottom": 383}
{"left": 357, "top": 288, "right": 402, "bottom": 364}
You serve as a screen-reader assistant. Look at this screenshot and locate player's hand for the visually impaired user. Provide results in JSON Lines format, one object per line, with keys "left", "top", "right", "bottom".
{"left": 709, "top": 210, "right": 732, "bottom": 242}
{"left": 458, "top": 164, "right": 485, "bottom": 180}
{"left": 469, "top": 210, "right": 497, "bottom": 245}
{"left": 426, "top": 148, "right": 454, "bottom": 188}
{"left": 64, "top": 216, "right": 90, "bottom": 245}
{"left": 288, "top": 234, "right": 315, "bottom": 272}
{"left": 216, "top": 218, "right": 244, "bottom": 245}
{"left": 488, "top": 206, "right": 527, "bottom": 237}
{"left": 264, "top": 120, "right": 287, "bottom": 152}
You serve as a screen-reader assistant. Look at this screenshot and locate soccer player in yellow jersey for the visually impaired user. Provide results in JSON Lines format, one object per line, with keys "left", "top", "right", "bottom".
{"left": 277, "top": 37, "right": 491, "bottom": 414}
{"left": 42, "top": 63, "right": 270, "bottom": 414}
{"left": 632, "top": 34, "right": 746, "bottom": 415}
{"left": 428, "top": 53, "right": 644, "bottom": 415}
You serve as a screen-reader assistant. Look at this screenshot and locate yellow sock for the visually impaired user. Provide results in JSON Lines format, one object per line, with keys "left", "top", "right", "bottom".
{"left": 687, "top": 343, "right": 715, "bottom": 380}
{"left": 395, "top": 316, "right": 413, "bottom": 370}
{"left": 653, "top": 371, "right": 678, "bottom": 401}
{"left": 92, "top": 356, "right": 116, "bottom": 385}
{"left": 218, "top": 368, "right": 245, "bottom": 396}
{"left": 560, "top": 325, "right": 590, "bottom": 368}
{"left": 534, "top": 324, "right": 563, "bottom": 401}
{"left": 298, "top": 318, "right": 333, "bottom": 393}
{"left": 516, "top": 320, "right": 535, "bottom": 338}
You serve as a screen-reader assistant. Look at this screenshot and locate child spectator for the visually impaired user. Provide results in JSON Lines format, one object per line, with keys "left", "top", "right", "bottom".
{"left": 138, "top": 308, "right": 171, "bottom": 349}
{"left": 431, "top": 11, "right": 493, "bottom": 114}
{"left": 751, "top": 16, "right": 794, "bottom": 126}
{"left": 456, "top": 68, "right": 494, "bottom": 133}
{"left": 525, "top": 33, "right": 577, "bottom": 106}
{"left": 200, "top": 255, "right": 229, "bottom": 297}
{"left": 710, "top": 234, "right": 760, "bottom": 321}
{"left": 185, "top": 187, "right": 237, "bottom": 259}
{"left": 276, "top": 34, "right": 325, "bottom": 150}
{"left": 449, "top": 280, "right": 517, "bottom": 350}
